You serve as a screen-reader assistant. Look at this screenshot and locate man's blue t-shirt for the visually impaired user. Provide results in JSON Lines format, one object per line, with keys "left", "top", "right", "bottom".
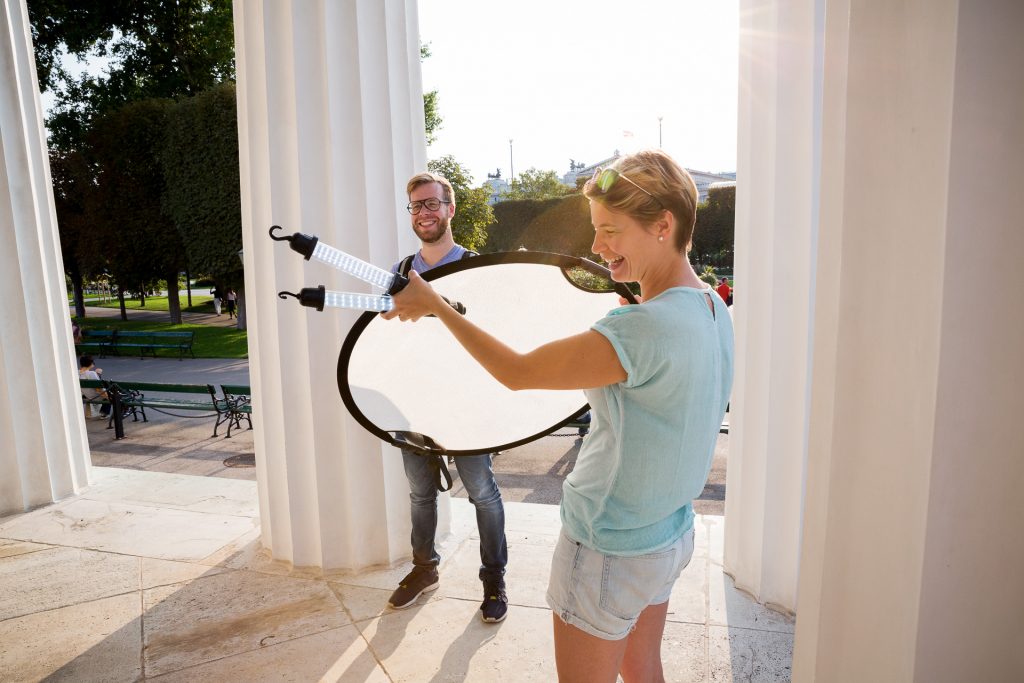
{"left": 560, "top": 287, "right": 734, "bottom": 555}
{"left": 390, "top": 244, "right": 469, "bottom": 275}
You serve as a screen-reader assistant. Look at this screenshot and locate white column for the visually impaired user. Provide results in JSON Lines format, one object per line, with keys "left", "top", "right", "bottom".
{"left": 233, "top": 0, "right": 428, "bottom": 569}
{"left": 725, "top": 0, "right": 824, "bottom": 613}
{"left": 793, "top": 1, "right": 1024, "bottom": 679}
{"left": 0, "top": 0, "right": 91, "bottom": 516}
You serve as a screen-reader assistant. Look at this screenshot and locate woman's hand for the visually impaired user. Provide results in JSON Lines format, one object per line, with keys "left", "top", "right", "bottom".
{"left": 381, "top": 270, "right": 446, "bottom": 322}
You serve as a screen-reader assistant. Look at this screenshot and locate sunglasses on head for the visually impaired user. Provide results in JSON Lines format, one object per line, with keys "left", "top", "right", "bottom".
{"left": 593, "top": 167, "right": 666, "bottom": 210}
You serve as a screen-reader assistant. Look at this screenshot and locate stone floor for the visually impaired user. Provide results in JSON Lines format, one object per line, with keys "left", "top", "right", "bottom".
{"left": 0, "top": 467, "right": 792, "bottom": 682}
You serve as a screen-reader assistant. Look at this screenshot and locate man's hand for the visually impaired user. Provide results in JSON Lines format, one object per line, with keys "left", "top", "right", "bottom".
{"left": 381, "top": 270, "right": 445, "bottom": 322}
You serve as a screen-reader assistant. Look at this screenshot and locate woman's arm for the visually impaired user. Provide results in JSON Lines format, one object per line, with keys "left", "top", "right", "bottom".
{"left": 381, "top": 270, "right": 626, "bottom": 391}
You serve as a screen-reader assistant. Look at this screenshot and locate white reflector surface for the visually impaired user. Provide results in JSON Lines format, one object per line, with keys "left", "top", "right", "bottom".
{"left": 340, "top": 257, "right": 624, "bottom": 454}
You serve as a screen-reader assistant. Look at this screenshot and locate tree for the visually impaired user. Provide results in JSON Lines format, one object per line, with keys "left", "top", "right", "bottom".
{"left": 30, "top": 1, "right": 236, "bottom": 321}
{"left": 163, "top": 83, "right": 247, "bottom": 328}
{"left": 692, "top": 184, "right": 736, "bottom": 268}
{"left": 420, "top": 43, "right": 442, "bottom": 145}
{"left": 88, "top": 98, "right": 187, "bottom": 322}
{"left": 426, "top": 156, "right": 494, "bottom": 252}
{"left": 503, "top": 168, "right": 573, "bottom": 201}
{"left": 50, "top": 148, "right": 103, "bottom": 318}
{"left": 30, "top": 0, "right": 236, "bottom": 152}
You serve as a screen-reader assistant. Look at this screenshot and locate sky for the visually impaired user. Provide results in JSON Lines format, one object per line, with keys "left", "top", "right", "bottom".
{"left": 40, "top": 1, "right": 739, "bottom": 186}
{"left": 417, "top": 0, "right": 739, "bottom": 184}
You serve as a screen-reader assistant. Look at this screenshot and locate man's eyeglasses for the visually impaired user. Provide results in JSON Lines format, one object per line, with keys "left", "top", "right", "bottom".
{"left": 406, "top": 198, "right": 452, "bottom": 214}
{"left": 593, "top": 167, "right": 666, "bottom": 210}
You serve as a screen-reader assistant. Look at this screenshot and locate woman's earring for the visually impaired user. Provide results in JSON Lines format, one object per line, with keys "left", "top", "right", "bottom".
{"left": 658, "top": 235, "right": 664, "bottom": 242}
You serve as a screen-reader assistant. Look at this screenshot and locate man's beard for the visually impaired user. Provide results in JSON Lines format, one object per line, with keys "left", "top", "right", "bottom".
{"left": 414, "top": 216, "right": 449, "bottom": 244}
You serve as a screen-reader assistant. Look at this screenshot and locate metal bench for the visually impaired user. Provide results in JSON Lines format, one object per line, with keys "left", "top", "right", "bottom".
{"left": 75, "top": 330, "right": 116, "bottom": 357}
{"left": 112, "top": 330, "right": 195, "bottom": 360}
{"left": 213, "top": 384, "right": 253, "bottom": 438}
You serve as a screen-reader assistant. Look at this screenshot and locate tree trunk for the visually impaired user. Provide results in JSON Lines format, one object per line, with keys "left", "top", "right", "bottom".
{"left": 185, "top": 269, "right": 192, "bottom": 307}
{"left": 118, "top": 287, "right": 127, "bottom": 321}
{"left": 167, "top": 270, "right": 183, "bottom": 324}
{"left": 139, "top": 287, "right": 146, "bottom": 307}
{"left": 236, "top": 287, "right": 247, "bottom": 331}
{"left": 70, "top": 267, "right": 86, "bottom": 319}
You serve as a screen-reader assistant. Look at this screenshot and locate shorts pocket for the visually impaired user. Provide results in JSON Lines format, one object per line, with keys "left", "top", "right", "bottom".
{"left": 598, "top": 546, "right": 678, "bottom": 620}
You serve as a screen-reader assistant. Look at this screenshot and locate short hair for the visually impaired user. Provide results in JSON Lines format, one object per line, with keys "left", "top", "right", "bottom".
{"left": 406, "top": 172, "right": 455, "bottom": 203}
{"left": 583, "top": 149, "right": 698, "bottom": 252}
{"left": 79, "top": 354, "right": 94, "bottom": 368}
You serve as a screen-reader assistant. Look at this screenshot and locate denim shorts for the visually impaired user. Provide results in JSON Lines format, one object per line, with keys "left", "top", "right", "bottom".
{"left": 545, "top": 527, "right": 694, "bottom": 641}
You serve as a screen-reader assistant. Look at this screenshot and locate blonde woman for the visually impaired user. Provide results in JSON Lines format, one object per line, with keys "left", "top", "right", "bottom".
{"left": 384, "top": 150, "right": 733, "bottom": 682}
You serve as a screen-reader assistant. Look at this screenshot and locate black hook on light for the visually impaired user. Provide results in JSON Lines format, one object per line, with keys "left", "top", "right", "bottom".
{"left": 268, "top": 225, "right": 318, "bottom": 259}
{"left": 276, "top": 285, "right": 326, "bottom": 311}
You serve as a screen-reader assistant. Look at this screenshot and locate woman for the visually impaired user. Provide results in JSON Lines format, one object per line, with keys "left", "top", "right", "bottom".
{"left": 384, "top": 149, "right": 733, "bottom": 682}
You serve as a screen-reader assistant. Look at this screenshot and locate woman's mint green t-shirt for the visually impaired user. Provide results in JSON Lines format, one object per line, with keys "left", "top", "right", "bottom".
{"left": 560, "top": 287, "right": 734, "bottom": 555}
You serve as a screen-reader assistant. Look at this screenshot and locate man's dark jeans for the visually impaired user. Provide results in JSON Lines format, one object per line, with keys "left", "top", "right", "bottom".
{"left": 402, "top": 450, "right": 507, "bottom": 581}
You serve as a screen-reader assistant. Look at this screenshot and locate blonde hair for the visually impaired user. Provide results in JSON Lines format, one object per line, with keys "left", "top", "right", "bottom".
{"left": 583, "top": 149, "right": 698, "bottom": 252}
{"left": 406, "top": 172, "right": 455, "bottom": 203}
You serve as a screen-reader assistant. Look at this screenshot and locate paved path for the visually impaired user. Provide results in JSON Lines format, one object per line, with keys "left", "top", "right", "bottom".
{"left": 73, "top": 304, "right": 239, "bottom": 328}
{"left": 89, "top": 356, "right": 249, "bottom": 386}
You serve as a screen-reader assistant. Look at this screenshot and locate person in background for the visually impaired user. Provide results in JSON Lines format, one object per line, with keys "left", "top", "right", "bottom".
{"left": 384, "top": 150, "right": 734, "bottom": 681}
{"left": 225, "top": 288, "right": 237, "bottom": 318}
{"left": 78, "top": 354, "right": 109, "bottom": 418}
{"left": 210, "top": 285, "right": 223, "bottom": 315}
{"left": 384, "top": 171, "right": 510, "bottom": 624}
{"left": 71, "top": 318, "right": 82, "bottom": 345}
{"left": 716, "top": 276, "right": 732, "bottom": 306}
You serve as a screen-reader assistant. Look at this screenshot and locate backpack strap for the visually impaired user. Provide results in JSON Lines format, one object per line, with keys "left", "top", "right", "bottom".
{"left": 400, "top": 249, "right": 475, "bottom": 277}
{"left": 429, "top": 454, "right": 454, "bottom": 492}
{"left": 398, "top": 254, "right": 416, "bottom": 278}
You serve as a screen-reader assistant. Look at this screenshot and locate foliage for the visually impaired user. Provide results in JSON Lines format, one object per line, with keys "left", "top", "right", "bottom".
{"left": 162, "top": 83, "right": 244, "bottom": 289}
{"left": 698, "top": 265, "right": 720, "bottom": 287}
{"left": 50, "top": 148, "right": 102, "bottom": 316}
{"left": 692, "top": 184, "right": 736, "bottom": 268}
{"left": 73, "top": 317, "right": 248, "bottom": 359}
{"left": 487, "top": 195, "right": 594, "bottom": 257}
{"left": 87, "top": 98, "right": 187, "bottom": 320}
{"left": 30, "top": 0, "right": 236, "bottom": 151}
{"left": 503, "top": 168, "right": 573, "bottom": 201}
{"left": 426, "top": 156, "right": 494, "bottom": 251}
{"left": 420, "top": 43, "right": 442, "bottom": 145}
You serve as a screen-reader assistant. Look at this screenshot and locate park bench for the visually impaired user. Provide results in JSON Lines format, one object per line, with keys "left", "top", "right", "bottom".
{"left": 75, "top": 330, "right": 116, "bottom": 357}
{"left": 79, "top": 379, "right": 219, "bottom": 438}
{"left": 78, "top": 378, "right": 143, "bottom": 427}
{"left": 112, "top": 330, "right": 195, "bottom": 360}
{"left": 213, "top": 384, "right": 253, "bottom": 438}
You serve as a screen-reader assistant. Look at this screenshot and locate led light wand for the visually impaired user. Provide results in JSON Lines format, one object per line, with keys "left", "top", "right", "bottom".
{"left": 276, "top": 287, "right": 466, "bottom": 315}
{"left": 269, "top": 225, "right": 409, "bottom": 295}
{"left": 269, "top": 225, "right": 467, "bottom": 314}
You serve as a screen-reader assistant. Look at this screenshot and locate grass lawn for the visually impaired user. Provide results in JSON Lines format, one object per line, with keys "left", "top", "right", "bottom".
{"left": 88, "top": 295, "right": 215, "bottom": 313}
{"left": 74, "top": 317, "right": 248, "bottom": 359}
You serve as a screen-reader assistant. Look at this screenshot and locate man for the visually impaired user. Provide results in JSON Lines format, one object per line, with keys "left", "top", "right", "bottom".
{"left": 716, "top": 277, "right": 732, "bottom": 306}
{"left": 386, "top": 172, "right": 509, "bottom": 623}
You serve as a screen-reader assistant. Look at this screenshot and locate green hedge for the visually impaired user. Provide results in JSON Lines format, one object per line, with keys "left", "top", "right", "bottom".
{"left": 487, "top": 194, "right": 593, "bottom": 257}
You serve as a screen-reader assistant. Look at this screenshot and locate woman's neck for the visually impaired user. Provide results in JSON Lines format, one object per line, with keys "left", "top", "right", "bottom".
{"left": 640, "top": 256, "right": 704, "bottom": 300}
